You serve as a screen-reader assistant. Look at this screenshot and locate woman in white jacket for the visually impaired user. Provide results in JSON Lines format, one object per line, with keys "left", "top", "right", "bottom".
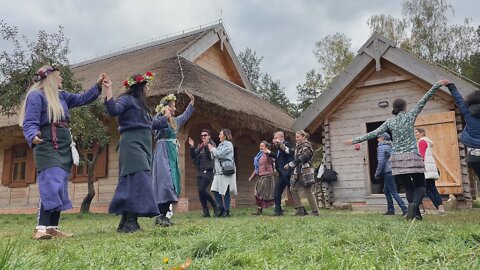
{"left": 208, "top": 129, "right": 237, "bottom": 217}
{"left": 414, "top": 128, "right": 446, "bottom": 215}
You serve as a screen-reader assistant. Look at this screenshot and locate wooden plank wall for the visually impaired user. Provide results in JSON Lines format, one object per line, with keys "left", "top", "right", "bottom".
{"left": 193, "top": 41, "right": 243, "bottom": 87}
{"left": 328, "top": 74, "right": 454, "bottom": 204}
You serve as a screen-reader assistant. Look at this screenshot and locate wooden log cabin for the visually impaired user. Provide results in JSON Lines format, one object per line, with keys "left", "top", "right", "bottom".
{"left": 294, "top": 33, "right": 478, "bottom": 210}
{"left": 0, "top": 23, "right": 294, "bottom": 213}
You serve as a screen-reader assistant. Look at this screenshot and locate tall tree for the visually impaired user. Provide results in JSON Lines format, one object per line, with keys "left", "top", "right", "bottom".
{"left": 313, "top": 32, "right": 354, "bottom": 86}
{"left": 238, "top": 47, "right": 263, "bottom": 93}
{"left": 296, "top": 69, "right": 324, "bottom": 112}
{"left": 367, "top": 0, "right": 479, "bottom": 72}
{"left": 258, "top": 73, "right": 295, "bottom": 115}
{"left": 238, "top": 48, "right": 296, "bottom": 116}
{"left": 0, "top": 21, "right": 109, "bottom": 213}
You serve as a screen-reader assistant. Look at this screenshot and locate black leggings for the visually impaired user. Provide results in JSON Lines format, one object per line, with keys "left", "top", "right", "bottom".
{"left": 197, "top": 175, "right": 216, "bottom": 209}
{"left": 394, "top": 173, "right": 426, "bottom": 216}
{"left": 37, "top": 203, "right": 61, "bottom": 227}
{"left": 158, "top": 203, "right": 170, "bottom": 215}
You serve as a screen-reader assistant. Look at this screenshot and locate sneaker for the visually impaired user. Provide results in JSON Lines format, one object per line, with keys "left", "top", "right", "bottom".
{"left": 154, "top": 214, "right": 170, "bottom": 227}
{"left": 273, "top": 211, "right": 283, "bottom": 216}
{"left": 46, "top": 228, "right": 74, "bottom": 238}
{"left": 33, "top": 229, "right": 52, "bottom": 240}
{"left": 414, "top": 215, "right": 423, "bottom": 220}
{"left": 437, "top": 210, "right": 447, "bottom": 216}
{"left": 384, "top": 211, "right": 395, "bottom": 216}
{"left": 401, "top": 211, "right": 408, "bottom": 217}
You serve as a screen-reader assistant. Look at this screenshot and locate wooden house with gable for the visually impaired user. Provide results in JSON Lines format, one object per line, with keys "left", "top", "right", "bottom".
{"left": 0, "top": 23, "right": 294, "bottom": 213}
{"left": 294, "top": 33, "right": 478, "bottom": 210}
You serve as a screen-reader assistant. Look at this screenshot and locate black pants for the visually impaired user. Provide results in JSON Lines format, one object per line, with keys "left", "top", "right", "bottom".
{"left": 274, "top": 174, "right": 290, "bottom": 213}
{"left": 37, "top": 203, "right": 61, "bottom": 227}
{"left": 468, "top": 161, "right": 480, "bottom": 179}
{"left": 197, "top": 173, "right": 216, "bottom": 210}
{"left": 395, "top": 173, "right": 426, "bottom": 217}
{"left": 158, "top": 203, "right": 170, "bottom": 215}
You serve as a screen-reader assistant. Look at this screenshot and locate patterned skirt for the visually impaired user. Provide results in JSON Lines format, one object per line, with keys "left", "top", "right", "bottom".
{"left": 390, "top": 153, "right": 425, "bottom": 175}
{"left": 254, "top": 175, "right": 276, "bottom": 208}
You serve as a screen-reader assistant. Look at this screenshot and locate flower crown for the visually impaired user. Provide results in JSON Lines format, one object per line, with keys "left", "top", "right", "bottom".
{"left": 122, "top": 71, "right": 154, "bottom": 89}
{"left": 155, "top": 93, "right": 177, "bottom": 114}
{"left": 33, "top": 65, "right": 59, "bottom": 83}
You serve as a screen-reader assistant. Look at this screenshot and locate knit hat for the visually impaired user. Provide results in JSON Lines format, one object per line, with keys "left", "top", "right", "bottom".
{"left": 378, "top": 133, "right": 391, "bottom": 140}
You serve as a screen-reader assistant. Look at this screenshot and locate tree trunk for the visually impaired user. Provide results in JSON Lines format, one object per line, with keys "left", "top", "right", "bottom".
{"left": 80, "top": 147, "right": 102, "bottom": 213}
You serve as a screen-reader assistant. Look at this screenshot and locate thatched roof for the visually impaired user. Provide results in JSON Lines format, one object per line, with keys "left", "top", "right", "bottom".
{"left": 0, "top": 23, "right": 294, "bottom": 133}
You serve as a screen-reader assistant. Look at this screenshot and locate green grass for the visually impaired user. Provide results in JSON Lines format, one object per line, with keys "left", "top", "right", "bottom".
{"left": 0, "top": 208, "right": 479, "bottom": 269}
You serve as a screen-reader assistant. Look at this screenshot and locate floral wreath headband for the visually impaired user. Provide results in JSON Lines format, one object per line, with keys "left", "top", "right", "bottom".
{"left": 123, "top": 71, "right": 155, "bottom": 89}
{"left": 32, "top": 64, "right": 60, "bottom": 83}
{"left": 155, "top": 93, "right": 177, "bottom": 114}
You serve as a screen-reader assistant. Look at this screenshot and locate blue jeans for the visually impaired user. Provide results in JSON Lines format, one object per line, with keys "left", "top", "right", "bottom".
{"left": 425, "top": 179, "right": 443, "bottom": 208}
{"left": 214, "top": 186, "right": 231, "bottom": 210}
{"left": 383, "top": 172, "right": 407, "bottom": 213}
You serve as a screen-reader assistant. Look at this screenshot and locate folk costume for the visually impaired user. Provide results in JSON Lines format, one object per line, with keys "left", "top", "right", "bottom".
{"left": 251, "top": 151, "right": 276, "bottom": 215}
{"left": 152, "top": 94, "right": 195, "bottom": 226}
{"left": 105, "top": 72, "right": 168, "bottom": 233}
{"left": 287, "top": 138, "right": 318, "bottom": 216}
{"left": 22, "top": 65, "right": 102, "bottom": 239}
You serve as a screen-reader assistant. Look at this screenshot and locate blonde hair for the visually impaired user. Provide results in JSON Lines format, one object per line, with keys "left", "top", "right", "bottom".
{"left": 19, "top": 66, "right": 64, "bottom": 126}
{"left": 296, "top": 130, "right": 309, "bottom": 139}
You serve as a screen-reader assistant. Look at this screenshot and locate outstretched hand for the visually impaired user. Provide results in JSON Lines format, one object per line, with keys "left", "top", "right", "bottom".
{"left": 438, "top": 79, "right": 451, "bottom": 86}
{"left": 188, "top": 137, "right": 195, "bottom": 147}
{"left": 345, "top": 139, "right": 353, "bottom": 146}
{"left": 97, "top": 73, "right": 108, "bottom": 86}
{"left": 185, "top": 91, "right": 195, "bottom": 105}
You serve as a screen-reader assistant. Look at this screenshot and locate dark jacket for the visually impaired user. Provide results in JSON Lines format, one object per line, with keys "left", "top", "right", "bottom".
{"left": 190, "top": 140, "right": 216, "bottom": 174}
{"left": 268, "top": 140, "right": 295, "bottom": 179}
{"left": 375, "top": 141, "right": 392, "bottom": 178}
{"left": 448, "top": 83, "right": 480, "bottom": 148}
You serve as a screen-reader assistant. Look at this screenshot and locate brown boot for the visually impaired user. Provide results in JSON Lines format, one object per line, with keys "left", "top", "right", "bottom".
{"left": 47, "top": 228, "right": 74, "bottom": 238}
{"left": 251, "top": 208, "right": 262, "bottom": 216}
{"left": 33, "top": 229, "right": 52, "bottom": 240}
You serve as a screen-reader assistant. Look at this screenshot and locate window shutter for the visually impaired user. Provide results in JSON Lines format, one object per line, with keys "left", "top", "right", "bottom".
{"left": 2, "top": 148, "right": 13, "bottom": 186}
{"left": 94, "top": 145, "right": 108, "bottom": 178}
{"left": 26, "top": 148, "right": 36, "bottom": 184}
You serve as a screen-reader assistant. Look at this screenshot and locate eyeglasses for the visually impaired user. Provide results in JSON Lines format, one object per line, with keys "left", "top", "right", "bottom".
{"left": 200, "top": 134, "right": 208, "bottom": 137}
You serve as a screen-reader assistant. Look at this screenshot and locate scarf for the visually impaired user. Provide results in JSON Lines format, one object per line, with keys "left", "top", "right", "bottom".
{"left": 253, "top": 151, "right": 264, "bottom": 174}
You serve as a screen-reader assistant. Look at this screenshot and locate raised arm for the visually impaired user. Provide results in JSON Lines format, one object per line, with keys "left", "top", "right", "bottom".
{"left": 410, "top": 83, "right": 442, "bottom": 117}
{"left": 104, "top": 95, "right": 131, "bottom": 117}
{"left": 447, "top": 83, "right": 470, "bottom": 116}
{"left": 62, "top": 84, "right": 102, "bottom": 109}
{"left": 175, "top": 103, "right": 195, "bottom": 129}
{"left": 22, "top": 91, "right": 43, "bottom": 147}
{"left": 211, "top": 142, "right": 233, "bottom": 160}
{"left": 351, "top": 121, "right": 389, "bottom": 144}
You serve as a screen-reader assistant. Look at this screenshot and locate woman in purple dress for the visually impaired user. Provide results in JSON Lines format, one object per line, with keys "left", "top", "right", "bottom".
{"left": 104, "top": 72, "right": 168, "bottom": 233}
{"left": 19, "top": 64, "right": 106, "bottom": 240}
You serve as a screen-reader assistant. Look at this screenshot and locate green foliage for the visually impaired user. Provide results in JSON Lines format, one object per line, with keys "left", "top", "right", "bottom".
{"left": 0, "top": 21, "right": 109, "bottom": 212}
{"left": 367, "top": 0, "right": 480, "bottom": 73}
{"left": 238, "top": 48, "right": 296, "bottom": 116}
{"left": 296, "top": 69, "right": 324, "bottom": 112}
{"left": 313, "top": 32, "right": 354, "bottom": 86}
{"left": 0, "top": 210, "right": 479, "bottom": 269}
{"left": 0, "top": 20, "right": 70, "bottom": 116}
{"left": 238, "top": 47, "right": 263, "bottom": 92}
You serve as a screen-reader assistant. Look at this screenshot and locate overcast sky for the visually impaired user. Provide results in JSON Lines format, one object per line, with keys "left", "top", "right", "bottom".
{"left": 1, "top": 0, "right": 478, "bottom": 100}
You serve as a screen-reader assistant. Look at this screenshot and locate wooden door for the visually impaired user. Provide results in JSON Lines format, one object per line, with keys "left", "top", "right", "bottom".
{"left": 415, "top": 111, "right": 463, "bottom": 194}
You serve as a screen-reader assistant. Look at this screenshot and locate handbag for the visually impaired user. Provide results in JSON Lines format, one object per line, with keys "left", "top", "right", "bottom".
{"left": 220, "top": 159, "right": 235, "bottom": 175}
{"left": 320, "top": 169, "right": 338, "bottom": 183}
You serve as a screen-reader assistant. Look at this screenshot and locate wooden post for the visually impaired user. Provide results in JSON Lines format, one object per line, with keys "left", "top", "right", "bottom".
{"left": 456, "top": 108, "right": 473, "bottom": 206}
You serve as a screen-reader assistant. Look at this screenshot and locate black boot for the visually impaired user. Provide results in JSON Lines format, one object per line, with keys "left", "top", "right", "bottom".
{"left": 154, "top": 214, "right": 170, "bottom": 227}
{"left": 223, "top": 210, "right": 231, "bottom": 218}
{"left": 116, "top": 212, "right": 127, "bottom": 232}
{"left": 121, "top": 213, "right": 140, "bottom": 233}
{"left": 215, "top": 207, "right": 225, "bottom": 217}
{"left": 202, "top": 207, "right": 210, "bottom": 218}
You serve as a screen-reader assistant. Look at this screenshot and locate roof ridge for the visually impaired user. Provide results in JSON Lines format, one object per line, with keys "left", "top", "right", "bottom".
{"left": 71, "top": 21, "right": 222, "bottom": 68}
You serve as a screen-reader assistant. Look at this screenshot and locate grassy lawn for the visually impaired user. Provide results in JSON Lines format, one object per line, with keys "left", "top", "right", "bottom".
{"left": 1, "top": 208, "right": 479, "bottom": 269}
